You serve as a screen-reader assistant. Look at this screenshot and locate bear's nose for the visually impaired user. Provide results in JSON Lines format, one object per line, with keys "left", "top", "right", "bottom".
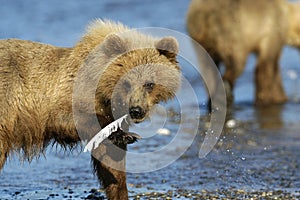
{"left": 129, "top": 106, "right": 145, "bottom": 120}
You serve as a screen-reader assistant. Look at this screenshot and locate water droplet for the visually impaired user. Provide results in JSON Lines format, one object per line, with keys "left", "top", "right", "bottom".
{"left": 226, "top": 119, "right": 237, "bottom": 128}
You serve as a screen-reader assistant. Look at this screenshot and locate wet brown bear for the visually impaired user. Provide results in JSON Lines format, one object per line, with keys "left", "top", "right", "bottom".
{"left": 187, "top": 0, "right": 300, "bottom": 107}
{"left": 0, "top": 20, "right": 181, "bottom": 200}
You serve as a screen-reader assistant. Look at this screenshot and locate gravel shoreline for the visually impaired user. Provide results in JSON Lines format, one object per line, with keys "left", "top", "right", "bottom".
{"left": 2, "top": 188, "right": 299, "bottom": 200}
{"left": 129, "top": 189, "right": 300, "bottom": 200}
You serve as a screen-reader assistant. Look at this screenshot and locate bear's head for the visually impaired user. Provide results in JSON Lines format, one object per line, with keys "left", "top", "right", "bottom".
{"left": 96, "top": 33, "right": 181, "bottom": 123}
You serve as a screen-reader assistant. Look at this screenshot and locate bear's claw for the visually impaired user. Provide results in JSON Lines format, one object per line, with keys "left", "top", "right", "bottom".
{"left": 108, "top": 129, "right": 141, "bottom": 145}
{"left": 124, "top": 132, "right": 142, "bottom": 144}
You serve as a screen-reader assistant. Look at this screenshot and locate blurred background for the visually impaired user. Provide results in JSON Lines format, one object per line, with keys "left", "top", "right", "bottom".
{"left": 0, "top": 0, "right": 299, "bottom": 199}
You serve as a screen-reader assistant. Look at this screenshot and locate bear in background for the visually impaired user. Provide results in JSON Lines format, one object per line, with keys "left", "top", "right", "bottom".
{"left": 0, "top": 20, "right": 181, "bottom": 200}
{"left": 187, "top": 0, "right": 300, "bottom": 108}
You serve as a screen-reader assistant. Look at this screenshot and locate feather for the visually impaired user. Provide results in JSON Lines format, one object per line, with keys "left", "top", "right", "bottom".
{"left": 83, "top": 114, "right": 128, "bottom": 152}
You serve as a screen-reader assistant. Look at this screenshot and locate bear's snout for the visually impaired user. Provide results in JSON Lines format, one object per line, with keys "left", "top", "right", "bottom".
{"left": 129, "top": 106, "right": 145, "bottom": 121}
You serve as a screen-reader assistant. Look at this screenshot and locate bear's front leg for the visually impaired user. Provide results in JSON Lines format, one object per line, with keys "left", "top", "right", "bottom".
{"left": 91, "top": 135, "right": 128, "bottom": 200}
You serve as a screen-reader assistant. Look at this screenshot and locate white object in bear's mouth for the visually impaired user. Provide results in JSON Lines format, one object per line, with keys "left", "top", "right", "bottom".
{"left": 83, "top": 114, "right": 128, "bottom": 152}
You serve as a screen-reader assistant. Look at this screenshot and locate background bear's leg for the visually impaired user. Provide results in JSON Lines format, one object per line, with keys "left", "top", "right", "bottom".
{"left": 272, "top": 63, "right": 287, "bottom": 103}
{"left": 222, "top": 52, "right": 247, "bottom": 110}
{"left": 255, "top": 38, "right": 287, "bottom": 105}
{"left": 92, "top": 140, "right": 128, "bottom": 200}
{"left": 206, "top": 56, "right": 222, "bottom": 113}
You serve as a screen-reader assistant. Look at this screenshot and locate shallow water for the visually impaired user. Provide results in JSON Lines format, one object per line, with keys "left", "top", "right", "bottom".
{"left": 1, "top": 0, "right": 300, "bottom": 199}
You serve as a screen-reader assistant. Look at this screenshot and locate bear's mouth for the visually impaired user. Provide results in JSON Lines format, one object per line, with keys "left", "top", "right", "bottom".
{"left": 131, "top": 117, "right": 146, "bottom": 124}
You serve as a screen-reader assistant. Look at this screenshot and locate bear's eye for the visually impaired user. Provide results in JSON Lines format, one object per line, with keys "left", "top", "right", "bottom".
{"left": 144, "top": 82, "right": 155, "bottom": 92}
{"left": 123, "top": 80, "right": 131, "bottom": 92}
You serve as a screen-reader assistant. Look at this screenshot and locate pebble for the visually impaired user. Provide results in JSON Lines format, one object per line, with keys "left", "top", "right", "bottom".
{"left": 156, "top": 128, "right": 171, "bottom": 135}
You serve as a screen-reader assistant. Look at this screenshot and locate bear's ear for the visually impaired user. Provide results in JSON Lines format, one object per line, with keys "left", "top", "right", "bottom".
{"left": 155, "top": 37, "right": 179, "bottom": 60}
{"left": 102, "top": 34, "right": 127, "bottom": 57}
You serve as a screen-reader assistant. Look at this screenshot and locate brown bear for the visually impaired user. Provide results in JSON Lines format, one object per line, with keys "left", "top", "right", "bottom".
{"left": 186, "top": 0, "right": 300, "bottom": 107}
{"left": 0, "top": 19, "right": 181, "bottom": 200}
